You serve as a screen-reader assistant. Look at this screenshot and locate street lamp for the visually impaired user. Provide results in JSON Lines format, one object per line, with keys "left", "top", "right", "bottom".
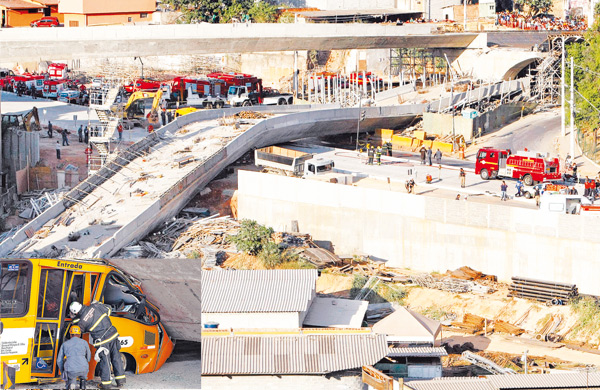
{"left": 451, "top": 82, "right": 456, "bottom": 152}
{"left": 134, "top": 57, "right": 144, "bottom": 79}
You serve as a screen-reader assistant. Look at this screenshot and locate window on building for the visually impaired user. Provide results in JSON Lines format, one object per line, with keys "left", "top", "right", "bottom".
{"left": 69, "top": 21, "right": 79, "bottom": 27}
{"left": 128, "top": 17, "right": 132, "bottom": 22}
{"left": 140, "top": 13, "right": 148, "bottom": 18}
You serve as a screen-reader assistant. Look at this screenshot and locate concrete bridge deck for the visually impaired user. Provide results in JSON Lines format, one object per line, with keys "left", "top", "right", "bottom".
{"left": 0, "top": 23, "right": 480, "bottom": 61}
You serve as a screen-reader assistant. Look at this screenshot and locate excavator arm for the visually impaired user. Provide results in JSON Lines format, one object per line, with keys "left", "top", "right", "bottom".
{"left": 23, "top": 106, "right": 40, "bottom": 132}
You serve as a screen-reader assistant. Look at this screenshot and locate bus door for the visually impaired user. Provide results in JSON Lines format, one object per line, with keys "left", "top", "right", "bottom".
{"left": 0, "top": 260, "right": 32, "bottom": 385}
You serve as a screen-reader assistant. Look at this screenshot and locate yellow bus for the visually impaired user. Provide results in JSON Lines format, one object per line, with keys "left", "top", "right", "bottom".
{"left": 0, "top": 258, "right": 174, "bottom": 386}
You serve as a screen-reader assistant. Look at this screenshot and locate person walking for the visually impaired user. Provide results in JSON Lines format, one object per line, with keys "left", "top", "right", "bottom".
{"left": 426, "top": 147, "right": 433, "bottom": 166}
{"left": 62, "top": 129, "right": 70, "bottom": 146}
{"left": 500, "top": 181, "right": 508, "bottom": 201}
{"left": 376, "top": 146, "right": 382, "bottom": 165}
{"left": 367, "top": 146, "right": 374, "bottom": 165}
{"left": 55, "top": 141, "right": 61, "bottom": 160}
{"left": 83, "top": 126, "right": 89, "bottom": 144}
{"left": 434, "top": 149, "right": 442, "bottom": 165}
{"left": 534, "top": 186, "right": 541, "bottom": 208}
{"left": 386, "top": 141, "right": 393, "bottom": 156}
{"left": 117, "top": 123, "right": 123, "bottom": 141}
{"left": 515, "top": 180, "right": 524, "bottom": 197}
{"left": 70, "top": 301, "right": 126, "bottom": 389}
{"left": 419, "top": 146, "right": 427, "bottom": 164}
{"left": 167, "top": 110, "right": 173, "bottom": 124}
{"left": 48, "top": 121, "right": 53, "bottom": 138}
{"left": 459, "top": 168, "right": 466, "bottom": 188}
{"left": 77, "top": 125, "right": 83, "bottom": 143}
{"left": 57, "top": 325, "right": 91, "bottom": 390}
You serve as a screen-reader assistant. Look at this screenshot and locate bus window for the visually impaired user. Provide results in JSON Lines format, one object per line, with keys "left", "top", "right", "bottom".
{"left": 64, "top": 273, "right": 84, "bottom": 318}
{"left": 0, "top": 261, "right": 30, "bottom": 317}
{"left": 90, "top": 273, "right": 99, "bottom": 300}
{"left": 32, "top": 323, "right": 58, "bottom": 374}
{"left": 37, "top": 269, "right": 64, "bottom": 319}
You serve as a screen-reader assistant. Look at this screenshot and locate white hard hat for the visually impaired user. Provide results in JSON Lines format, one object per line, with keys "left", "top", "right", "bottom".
{"left": 69, "top": 301, "right": 82, "bottom": 315}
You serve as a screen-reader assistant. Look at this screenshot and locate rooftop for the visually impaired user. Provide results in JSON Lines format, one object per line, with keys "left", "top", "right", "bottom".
{"left": 201, "top": 269, "right": 318, "bottom": 313}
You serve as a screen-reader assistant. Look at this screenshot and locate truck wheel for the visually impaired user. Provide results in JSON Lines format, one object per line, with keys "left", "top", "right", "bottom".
{"left": 278, "top": 98, "right": 287, "bottom": 105}
{"left": 215, "top": 101, "right": 223, "bottom": 109}
{"left": 490, "top": 171, "right": 498, "bottom": 179}
{"left": 287, "top": 97, "right": 294, "bottom": 105}
{"left": 242, "top": 100, "right": 251, "bottom": 107}
{"left": 523, "top": 174, "right": 533, "bottom": 186}
{"left": 480, "top": 169, "right": 490, "bottom": 180}
{"left": 205, "top": 102, "right": 214, "bottom": 109}
{"left": 524, "top": 192, "right": 532, "bottom": 199}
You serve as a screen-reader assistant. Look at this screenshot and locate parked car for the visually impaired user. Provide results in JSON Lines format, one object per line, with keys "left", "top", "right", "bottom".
{"left": 30, "top": 16, "right": 59, "bottom": 27}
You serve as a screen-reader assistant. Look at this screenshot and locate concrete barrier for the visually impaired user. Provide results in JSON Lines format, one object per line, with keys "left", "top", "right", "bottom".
{"left": 237, "top": 170, "right": 600, "bottom": 296}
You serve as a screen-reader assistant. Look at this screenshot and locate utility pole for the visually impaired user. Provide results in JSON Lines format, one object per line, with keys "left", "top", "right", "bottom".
{"left": 522, "top": 350, "right": 528, "bottom": 374}
{"left": 464, "top": 0, "right": 467, "bottom": 31}
{"left": 561, "top": 37, "right": 566, "bottom": 137}
{"left": 355, "top": 91, "right": 363, "bottom": 151}
{"left": 451, "top": 82, "right": 456, "bottom": 152}
{"left": 570, "top": 56, "right": 575, "bottom": 159}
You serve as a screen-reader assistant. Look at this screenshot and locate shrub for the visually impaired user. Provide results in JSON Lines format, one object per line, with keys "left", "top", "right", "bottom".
{"left": 229, "top": 219, "right": 273, "bottom": 255}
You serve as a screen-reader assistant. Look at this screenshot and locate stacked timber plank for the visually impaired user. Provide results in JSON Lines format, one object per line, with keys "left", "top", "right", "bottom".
{"left": 493, "top": 320, "right": 525, "bottom": 336}
{"left": 451, "top": 313, "right": 485, "bottom": 333}
{"left": 509, "top": 277, "right": 578, "bottom": 303}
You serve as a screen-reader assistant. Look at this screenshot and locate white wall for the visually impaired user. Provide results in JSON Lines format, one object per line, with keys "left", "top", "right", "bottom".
{"left": 203, "top": 312, "right": 301, "bottom": 329}
{"left": 238, "top": 170, "right": 600, "bottom": 295}
{"left": 304, "top": 0, "right": 399, "bottom": 10}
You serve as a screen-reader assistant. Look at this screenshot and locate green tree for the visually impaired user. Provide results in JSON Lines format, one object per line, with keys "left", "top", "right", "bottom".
{"left": 162, "top": 0, "right": 279, "bottom": 23}
{"left": 514, "top": 0, "right": 552, "bottom": 16}
{"left": 228, "top": 219, "right": 273, "bottom": 255}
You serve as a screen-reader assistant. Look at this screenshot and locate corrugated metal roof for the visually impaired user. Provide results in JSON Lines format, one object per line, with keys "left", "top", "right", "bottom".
{"left": 488, "top": 372, "right": 600, "bottom": 388}
{"left": 388, "top": 347, "right": 448, "bottom": 358}
{"left": 0, "top": 0, "right": 41, "bottom": 9}
{"left": 202, "top": 269, "right": 318, "bottom": 313}
{"left": 202, "top": 333, "right": 388, "bottom": 375}
{"left": 406, "top": 373, "right": 600, "bottom": 390}
{"left": 406, "top": 377, "right": 495, "bottom": 390}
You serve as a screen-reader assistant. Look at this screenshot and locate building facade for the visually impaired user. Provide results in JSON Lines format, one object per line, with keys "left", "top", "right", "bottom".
{"left": 0, "top": 0, "right": 62, "bottom": 28}
{"left": 58, "top": 0, "right": 155, "bottom": 27}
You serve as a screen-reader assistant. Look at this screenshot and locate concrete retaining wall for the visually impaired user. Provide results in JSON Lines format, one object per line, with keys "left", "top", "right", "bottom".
{"left": 237, "top": 170, "right": 600, "bottom": 296}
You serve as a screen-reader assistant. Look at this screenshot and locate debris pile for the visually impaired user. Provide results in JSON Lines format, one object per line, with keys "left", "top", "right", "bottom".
{"left": 119, "top": 215, "right": 239, "bottom": 259}
{"left": 449, "top": 313, "right": 524, "bottom": 336}
{"left": 411, "top": 272, "right": 493, "bottom": 294}
{"left": 328, "top": 256, "right": 409, "bottom": 282}
{"left": 17, "top": 189, "right": 66, "bottom": 219}
{"left": 234, "top": 111, "right": 269, "bottom": 119}
{"left": 509, "top": 276, "right": 578, "bottom": 304}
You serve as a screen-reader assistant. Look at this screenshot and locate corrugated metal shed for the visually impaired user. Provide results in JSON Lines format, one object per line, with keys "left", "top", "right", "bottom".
{"left": 406, "top": 377, "right": 495, "bottom": 390}
{"left": 387, "top": 347, "right": 448, "bottom": 358}
{"left": 202, "top": 333, "right": 388, "bottom": 375}
{"left": 406, "top": 372, "right": 600, "bottom": 390}
{"left": 488, "top": 372, "right": 600, "bottom": 388}
{"left": 202, "top": 269, "right": 318, "bottom": 313}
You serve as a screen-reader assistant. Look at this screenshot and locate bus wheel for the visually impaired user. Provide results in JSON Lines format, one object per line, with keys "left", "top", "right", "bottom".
{"left": 121, "top": 353, "right": 136, "bottom": 373}
{"left": 480, "top": 169, "right": 490, "bottom": 180}
{"left": 523, "top": 174, "right": 533, "bottom": 186}
{"left": 215, "top": 101, "right": 223, "bottom": 109}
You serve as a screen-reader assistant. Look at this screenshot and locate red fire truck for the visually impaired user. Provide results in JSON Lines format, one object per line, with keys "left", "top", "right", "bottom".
{"left": 48, "top": 63, "right": 68, "bottom": 79}
{"left": 475, "top": 148, "right": 561, "bottom": 186}
{"left": 170, "top": 76, "right": 227, "bottom": 108}
{"left": 207, "top": 72, "right": 293, "bottom": 106}
{"left": 123, "top": 78, "right": 162, "bottom": 94}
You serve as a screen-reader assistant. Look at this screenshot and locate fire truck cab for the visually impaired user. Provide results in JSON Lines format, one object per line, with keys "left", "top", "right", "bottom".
{"left": 475, "top": 148, "right": 561, "bottom": 186}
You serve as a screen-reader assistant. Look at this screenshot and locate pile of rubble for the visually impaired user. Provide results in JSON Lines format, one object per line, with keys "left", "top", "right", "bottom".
{"left": 410, "top": 266, "right": 496, "bottom": 294}
{"left": 17, "top": 189, "right": 66, "bottom": 219}
{"left": 119, "top": 215, "right": 239, "bottom": 259}
{"left": 449, "top": 312, "right": 525, "bottom": 336}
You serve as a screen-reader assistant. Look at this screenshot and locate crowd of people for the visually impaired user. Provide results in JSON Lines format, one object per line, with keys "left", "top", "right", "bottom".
{"left": 496, "top": 11, "right": 587, "bottom": 31}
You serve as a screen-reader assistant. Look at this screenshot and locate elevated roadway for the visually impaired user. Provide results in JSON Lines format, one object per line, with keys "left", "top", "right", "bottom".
{"left": 0, "top": 23, "right": 481, "bottom": 61}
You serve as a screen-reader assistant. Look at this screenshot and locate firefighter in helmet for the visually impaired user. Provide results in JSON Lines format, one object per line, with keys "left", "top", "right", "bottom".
{"left": 70, "top": 301, "right": 126, "bottom": 389}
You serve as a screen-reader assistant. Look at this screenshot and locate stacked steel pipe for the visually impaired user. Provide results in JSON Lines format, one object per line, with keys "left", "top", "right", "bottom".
{"left": 508, "top": 277, "right": 578, "bottom": 303}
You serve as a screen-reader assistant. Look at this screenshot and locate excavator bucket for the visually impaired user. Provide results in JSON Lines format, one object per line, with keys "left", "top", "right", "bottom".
{"left": 23, "top": 106, "right": 40, "bottom": 132}
{"left": 109, "top": 258, "right": 203, "bottom": 342}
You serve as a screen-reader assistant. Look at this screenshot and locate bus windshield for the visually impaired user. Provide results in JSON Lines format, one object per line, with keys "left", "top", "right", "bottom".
{"left": 1, "top": 261, "right": 30, "bottom": 317}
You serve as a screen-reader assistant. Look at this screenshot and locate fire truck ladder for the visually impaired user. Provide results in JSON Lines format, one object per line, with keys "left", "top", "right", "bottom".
{"left": 461, "top": 351, "right": 517, "bottom": 375}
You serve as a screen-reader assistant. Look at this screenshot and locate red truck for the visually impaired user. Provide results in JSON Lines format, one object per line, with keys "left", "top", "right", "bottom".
{"left": 124, "top": 78, "right": 162, "bottom": 94}
{"left": 48, "top": 63, "right": 68, "bottom": 79}
{"left": 207, "top": 72, "right": 293, "bottom": 106}
{"left": 475, "top": 148, "right": 561, "bottom": 186}
{"left": 169, "top": 76, "right": 227, "bottom": 107}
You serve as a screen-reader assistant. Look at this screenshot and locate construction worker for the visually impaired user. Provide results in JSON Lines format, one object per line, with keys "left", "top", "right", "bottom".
{"left": 70, "top": 301, "right": 126, "bottom": 389}
{"left": 57, "top": 325, "right": 91, "bottom": 390}
{"left": 386, "top": 141, "right": 393, "bottom": 157}
{"left": 48, "top": 121, "right": 53, "bottom": 138}
{"left": 84, "top": 126, "right": 89, "bottom": 144}
{"left": 419, "top": 146, "right": 426, "bottom": 164}
{"left": 434, "top": 149, "right": 442, "bottom": 165}
{"left": 376, "top": 146, "right": 382, "bottom": 165}
{"left": 56, "top": 141, "right": 61, "bottom": 160}
{"left": 459, "top": 168, "right": 466, "bottom": 188}
{"left": 78, "top": 125, "right": 83, "bottom": 143}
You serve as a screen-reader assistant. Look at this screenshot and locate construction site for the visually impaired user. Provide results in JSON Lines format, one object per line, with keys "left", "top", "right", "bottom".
{"left": 2, "top": 19, "right": 600, "bottom": 390}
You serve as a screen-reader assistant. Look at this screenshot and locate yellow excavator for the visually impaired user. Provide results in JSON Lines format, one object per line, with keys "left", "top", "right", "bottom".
{"left": 121, "top": 89, "right": 164, "bottom": 128}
